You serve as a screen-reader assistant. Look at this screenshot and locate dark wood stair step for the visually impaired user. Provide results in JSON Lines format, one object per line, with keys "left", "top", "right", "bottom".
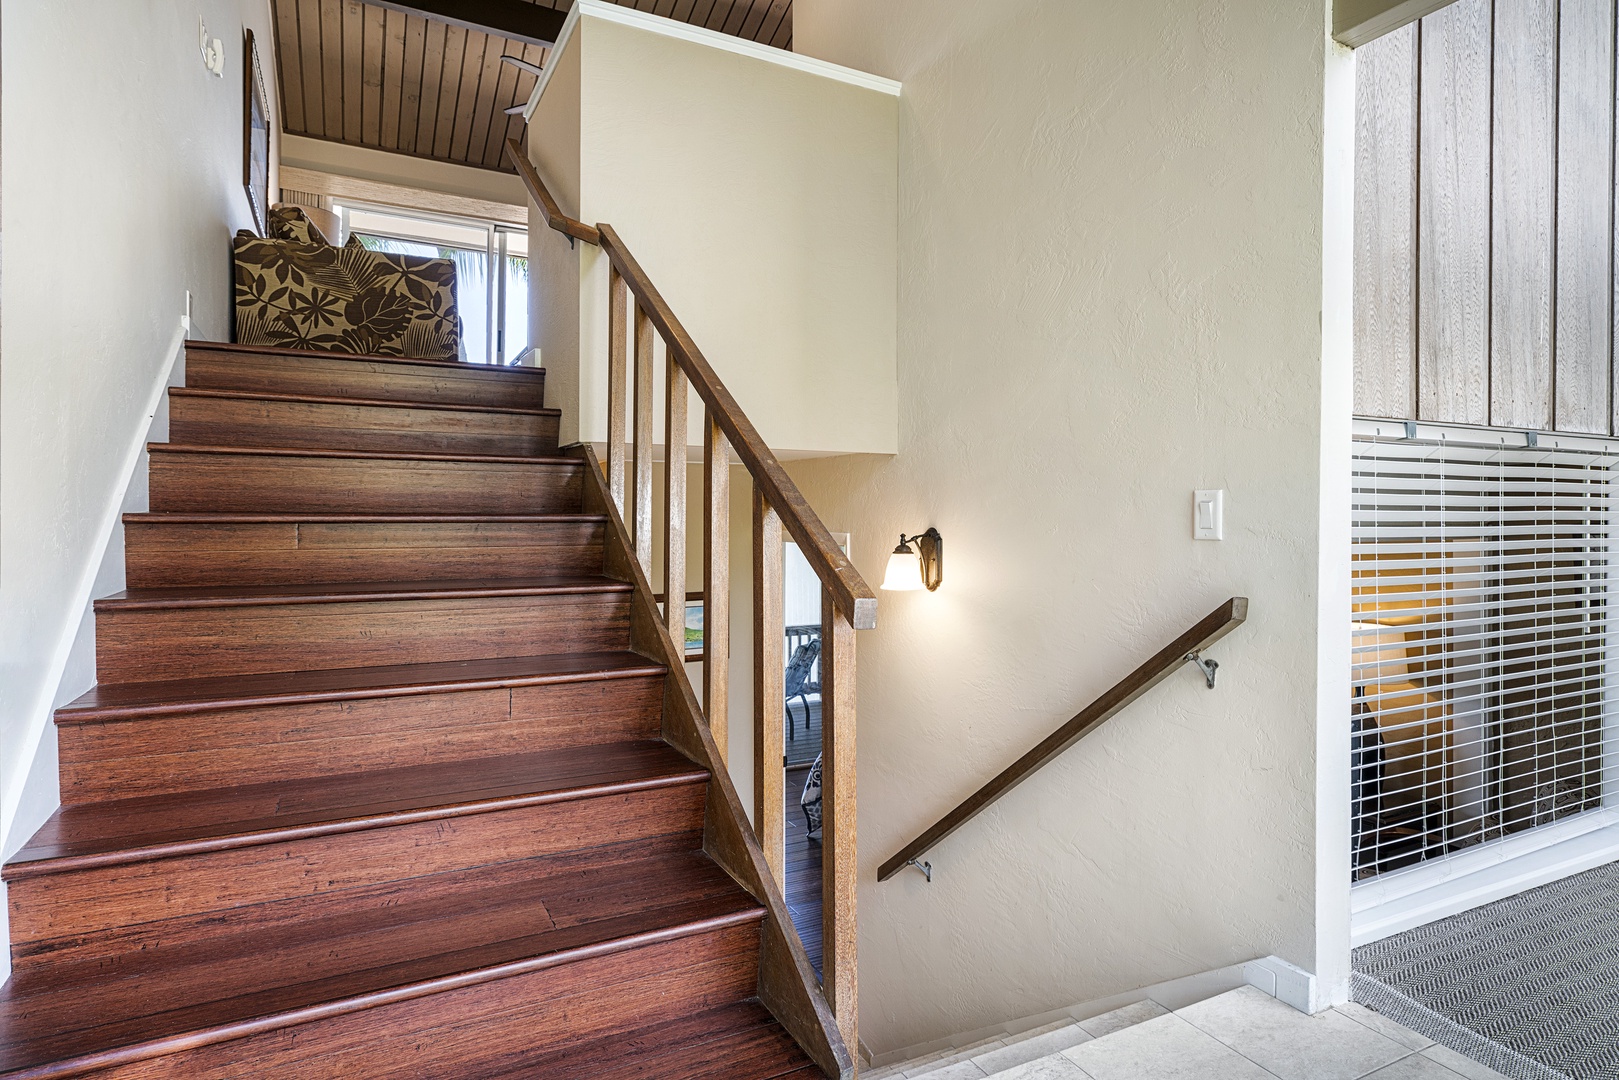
{"left": 56, "top": 651, "right": 668, "bottom": 803}
{"left": 475, "top": 1001, "right": 822, "bottom": 1079}
{"left": 8, "top": 741, "right": 702, "bottom": 876}
{"left": 167, "top": 386, "right": 562, "bottom": 457}
{"left": 5, "top": 744, "right": 712, "bottom": 970}
{"left": 91, "top": 576, "right": 633, "bottom": 683}
{"left": 0, "top": 852, "right": 763, "bottom": 1080}
{"left": 122, "top": 513, "right": 608, "bottom": 586}
{"left": 147, "top": 443, "right": 584, "bottom": 515}
{"left": 59, "top": 650, "right": 665, "bottom": 721}
{"left": 184, "top": 340, "right": 548, "bottom": 410}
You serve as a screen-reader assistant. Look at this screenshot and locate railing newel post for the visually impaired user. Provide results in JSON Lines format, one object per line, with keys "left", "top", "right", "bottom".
{"left": 753, "top": 489, "right": 786, "bottom": 887}
{"left": 704, "top": 410, "right": 732, "bottom": 759}
{"left": 664, "top": 346, "right": 689, "bottom": 637}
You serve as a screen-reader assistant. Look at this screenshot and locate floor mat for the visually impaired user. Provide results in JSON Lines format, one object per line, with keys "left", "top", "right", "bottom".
{"left": 1354, "top": 861, "right": 1619, "bottom": 1080}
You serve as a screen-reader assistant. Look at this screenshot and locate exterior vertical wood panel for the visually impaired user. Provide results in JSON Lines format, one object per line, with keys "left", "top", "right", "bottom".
{"left": 1356, "top": 0, "right": 1619, "bottom": 435}
{"left": 1556, "top": 0, "right": 1617, "bottom": 432}
{"left": 1354, "top": 24, "right": 1419, "bottom": 419}
{"left": 1419, "top": 0, "right": 1494, "bottom": 425}
{"left": 1490, "top": 0, "right": 1558, "bottom": 430}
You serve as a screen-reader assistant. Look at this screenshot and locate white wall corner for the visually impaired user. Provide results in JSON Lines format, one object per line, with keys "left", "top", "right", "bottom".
{"left": 1312, "top": 14, "right": 1360, "bottom": 1015}
{"left": 1243, "top": 955, "right": 1323, "bottom": 1014}
{"left": 0, "top": 320, "right": 189, "bottom": 864}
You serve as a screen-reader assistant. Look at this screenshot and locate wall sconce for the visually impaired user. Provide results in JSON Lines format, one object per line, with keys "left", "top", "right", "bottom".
{"left": 882, "top": 528, "right": 943, "bottom": 592}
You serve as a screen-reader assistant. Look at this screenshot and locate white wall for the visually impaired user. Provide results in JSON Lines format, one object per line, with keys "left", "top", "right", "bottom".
{"left": 282, "top": 133, "right": 529, "bottom": 209}
{"left": 528, "top": 2, "right": 900, "bottom": 456}
{"left": 0, "top": 0, "right": 280, "bottom": 980}
{"left": 789, "top": 0, "right": 1343, "bottom": 1054}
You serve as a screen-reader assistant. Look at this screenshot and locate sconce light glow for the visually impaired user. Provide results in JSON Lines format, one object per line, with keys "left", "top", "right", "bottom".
{"left": 882, "top": 539, "right": 925, "bottom": 591}
{"left": 881, "top": 528, "right": 943, "bottom": 592}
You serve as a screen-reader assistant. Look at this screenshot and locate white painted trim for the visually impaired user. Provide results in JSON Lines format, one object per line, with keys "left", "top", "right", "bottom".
{"left": 1242, "top": 955, "right": 1321, "bottom": 1014}
{"left": 1354, "top": 414, "right": 1619, "bottom": 456}
{"left": 863, "top": 958, "right": 1319, "bottom": 1068}
{"left": 1350, "top": 809, "right": 1619, "bottom": 945}
{"left": 0, "top": 318, "right": 189, "bottom": 854}
{"left": 523, "top": 0, "right": 900, "bottom": 121}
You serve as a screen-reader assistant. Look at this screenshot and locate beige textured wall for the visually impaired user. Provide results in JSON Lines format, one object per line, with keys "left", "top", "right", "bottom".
{"left": 528, "top": 33, "right": 585, "bottom": 444}
{"left": 529, "top": 6, "right": 900, "bottom": 457}
{"left": 0, "top": 0, "right": 281, "bottom": 976}
{"left": 789, "top": 0, "right": 1341, "bottom": 1053}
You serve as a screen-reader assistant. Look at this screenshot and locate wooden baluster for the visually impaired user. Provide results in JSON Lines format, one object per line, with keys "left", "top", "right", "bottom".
{"left": 820, "top": 589, "right": 858, "bottom": 1053}
{"left": 753, "top": 489, "right": 786, "bottom": 886}
{"left": 606, "top": 268, "right": 628, "bottom": 515}
{"left": 704, "top": 410, "right": 731, "bottom": 759}
{"left": 632, "top": 302, "right": 654, "bottom": 573}
{"left": 663, "top": 349, "right": 688, "bottom": 638}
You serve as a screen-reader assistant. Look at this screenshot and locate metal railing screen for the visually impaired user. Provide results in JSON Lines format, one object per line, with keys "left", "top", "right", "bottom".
{"left": 1351, "top": 433, "right": 1618, "bottom": 882}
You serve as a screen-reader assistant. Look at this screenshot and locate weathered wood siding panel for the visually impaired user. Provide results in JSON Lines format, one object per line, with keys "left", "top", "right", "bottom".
{"left": 1556, "top": 0, "right": 1616, "bottom": 432}
{"left": 1355, "top": 0, "right": 1619, "bottom": 434}
{"left": 1355, "top": 24, "right": 1420, "bottom": 419}
{"left": 1490, "top": 0, "right": 1558, "bottom": 430}
{"left": 1419, "top": 0, "right": 1494, "bottom": 424}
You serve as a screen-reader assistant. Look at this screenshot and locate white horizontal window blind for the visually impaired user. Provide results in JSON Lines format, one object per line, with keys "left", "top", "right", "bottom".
{"left": 1351, "top": 431, "right": 1618, "bottom": 883}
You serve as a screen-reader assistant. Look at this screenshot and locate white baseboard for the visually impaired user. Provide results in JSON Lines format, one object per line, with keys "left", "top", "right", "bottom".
{"left": 1351, "top": 809, "right": 1619, "bottom": 946}
{"left": 0, "top": 319, "right": 188, "bottom": 857}
{"left": 863, "top": 957, "right": 1318, "bottom": 1068}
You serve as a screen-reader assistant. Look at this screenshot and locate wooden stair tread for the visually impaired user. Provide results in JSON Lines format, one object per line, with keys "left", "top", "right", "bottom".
{"left": 170, "top": 385, "right": 562, "bottom": 417}
{"left": 57, "top": 650, "right": 663, "bottom": 721}
{"left": 186, "top": 339, "right": 549, "bottom": 378}
{"left": 149, "top": 442, "right": 579, "bottom": 465}
{"left": 6, "top": 742, "right": 704, "bottom": 876}
{"left": 94, "top": 574, "right": 631, "bottom": 610}
{"left": 123, "top": 511, "right": 607, "bottom": 524}
{"left": 0, "top": 852, "right": 761, "bottom": 1079}
{"left": 476, "top": 1001, "right": 820, "bottom": 1079}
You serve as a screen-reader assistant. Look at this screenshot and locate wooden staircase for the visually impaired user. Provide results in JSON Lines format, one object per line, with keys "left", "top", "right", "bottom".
{"left": 0, "top": 341, "right": 826, "bottom": 1079}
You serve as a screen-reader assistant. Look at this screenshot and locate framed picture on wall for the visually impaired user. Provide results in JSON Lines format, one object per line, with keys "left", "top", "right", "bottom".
{"left": 243, "top": 29, "right": 270, "bottom": 236}
{"left": 656, "top": 594, "right": 705, "bottom": 661}
{"left": 683, "top": 600, "right": 704, "bottom": 659}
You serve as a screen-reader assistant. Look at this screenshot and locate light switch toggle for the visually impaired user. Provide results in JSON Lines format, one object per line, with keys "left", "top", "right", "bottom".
{"left": 1194, "top": 489, "right": 1224, "bottom": 541}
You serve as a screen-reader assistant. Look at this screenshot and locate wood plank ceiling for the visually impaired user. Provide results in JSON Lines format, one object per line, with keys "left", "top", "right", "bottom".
{"left": 271, "top": 0, "right": 793, "bottom": 173}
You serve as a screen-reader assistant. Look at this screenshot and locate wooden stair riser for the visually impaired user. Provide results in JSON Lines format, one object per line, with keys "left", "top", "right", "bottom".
{"left": 148, "top": 450, "right": 584, "bottom": 515}
{"left": 58, "top": 923, "right": 760, "bottom": 1080}
{"left": 123, "top": 518, "right": 607, "bottom": 588}
{"left": 94, "top": 592, "right": 631, "bottom": 683}
{"left": 9, "top": 834, "right": 705, "bottom": 977}
{"left": 59, "top": 676, "right": 666, "bottom": 803}
{"left": 168, "top": 391, "right": 561, "bottom": 457}
{"left": 184, "top": 346, "right": 547, "bottom": 410}
{"left": 7, "top": 783, "right": 709, "bottom": 970}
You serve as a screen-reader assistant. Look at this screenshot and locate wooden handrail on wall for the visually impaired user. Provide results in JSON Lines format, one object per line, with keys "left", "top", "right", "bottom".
{"left": 877, "top": 597, "right": 1250, "bottom": 882}
{"left": 506, "top": 137, "right": 871, "bottom": 1073}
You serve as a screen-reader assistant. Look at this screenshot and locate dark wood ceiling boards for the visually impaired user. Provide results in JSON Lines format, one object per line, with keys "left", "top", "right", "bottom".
{"left": 271, "top": 0, "right": 794, "bottom": 173}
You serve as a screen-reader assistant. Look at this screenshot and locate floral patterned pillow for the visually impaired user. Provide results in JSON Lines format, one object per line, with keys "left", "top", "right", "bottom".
{"left": 267, "top": 204, "right": 330, "bottom": 246}
{"left": 233, "top": 231, "right": 461, "bottom": 360}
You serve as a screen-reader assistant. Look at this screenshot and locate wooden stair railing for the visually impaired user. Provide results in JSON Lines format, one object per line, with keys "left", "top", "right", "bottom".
{"left": 509, "top": 138, "right": 875, "bottom": 1067}
{"left": 878, "top": 597, "right": 1250, "bottom": 882}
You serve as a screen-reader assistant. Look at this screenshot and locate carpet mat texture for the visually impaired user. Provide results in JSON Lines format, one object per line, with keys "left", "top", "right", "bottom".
{"left": 1354, "top": 861, "right": 1619, "bottom": 1080}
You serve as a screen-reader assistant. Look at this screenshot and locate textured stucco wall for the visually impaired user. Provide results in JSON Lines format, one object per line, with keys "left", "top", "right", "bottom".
{"left": 0, "top": 1, "right": 281, "bottom": 975}
{"left": 528, "top": 8, "right": 899, "bottom": 457}
{"left": 788, "top": 0, "right": 1338, "bottom": 1054}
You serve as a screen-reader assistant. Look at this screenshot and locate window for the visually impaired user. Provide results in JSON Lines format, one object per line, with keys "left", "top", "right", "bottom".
{"left": 333, "top": 203, "right": 529, "bottom": 366}
{"left": 1350, "top": 423, "right": 1616, "bottom": 883}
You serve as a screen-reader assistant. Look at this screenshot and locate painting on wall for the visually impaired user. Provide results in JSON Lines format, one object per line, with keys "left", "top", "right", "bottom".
{"left": 683, "top": 600, "right": 704, "bottom": 659}
{"left": 243, "top": 29, "right": 270, "bottom": 236}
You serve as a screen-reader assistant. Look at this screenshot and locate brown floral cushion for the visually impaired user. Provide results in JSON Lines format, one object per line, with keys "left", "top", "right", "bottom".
{"left": 267, "top": 204, "right": 329, "bottom": 246}
{"left": 233, "top": 230, "right": 461, "bottom": 360}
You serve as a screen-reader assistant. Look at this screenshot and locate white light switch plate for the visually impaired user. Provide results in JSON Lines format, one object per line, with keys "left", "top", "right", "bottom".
{"left": 1194, "top": 489, "right": 1224, "bottom": 540}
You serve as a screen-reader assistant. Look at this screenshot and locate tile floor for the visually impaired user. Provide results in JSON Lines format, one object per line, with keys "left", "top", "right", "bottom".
{"left": 873, "top": 987, "right": 1512, "bottom": 1080}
